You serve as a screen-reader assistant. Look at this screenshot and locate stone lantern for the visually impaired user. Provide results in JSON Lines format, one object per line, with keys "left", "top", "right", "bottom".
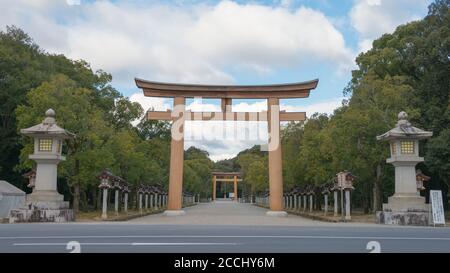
{"left": 9, "top": 109, "right": 75, "bottom": 223}
{"left": 415, "top": 170, "right": 430, "bottom": 195}
{"left": 321, "top": 183, "right": 332, "bottom": 216}
{"left": 112, "top": 178, "right": 122, "bottom": 216}
{"left": 376, "top": 111, "right": 433, "bottom": 226}
{"left": 337, "top": 171, "right": 355, "bottom": 221}
{"left": 98, "top": 170, "right": 113, "bottom": 219}
{"left": 330, "top": 178, "right": 339, "bottom": 217}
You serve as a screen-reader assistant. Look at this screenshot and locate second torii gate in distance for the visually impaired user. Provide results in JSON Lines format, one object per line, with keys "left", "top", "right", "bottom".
{"left": 136, "top": 78, "right": 318, "bottom": 216}
{"left": 212, "top": 172, "right": 242, "bottom": 201}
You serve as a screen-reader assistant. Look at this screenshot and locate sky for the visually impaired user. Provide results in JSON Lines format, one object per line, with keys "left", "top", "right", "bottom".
{"left": 0, "top": 0, "right": 432, "bottom": 161}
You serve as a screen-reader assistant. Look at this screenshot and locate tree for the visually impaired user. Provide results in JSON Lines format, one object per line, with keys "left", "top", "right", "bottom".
{"left": 246, "top": 160, "right": 268, "bottom": 193}
{"left": 16, "top": 74, "right": 114, "bottom": 213}
{"left": 184, "top": 147, "right": 214, "bottom": 197}
{"left": 426, "top": 128, "right": 450, "bottom": 188}
{"left": 0, "top": 25, "right": 123, "bottom": 191}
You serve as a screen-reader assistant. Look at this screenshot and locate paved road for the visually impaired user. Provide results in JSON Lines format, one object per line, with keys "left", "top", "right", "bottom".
{"left": 0, "top": 201, "right": 449, "bottom": 253}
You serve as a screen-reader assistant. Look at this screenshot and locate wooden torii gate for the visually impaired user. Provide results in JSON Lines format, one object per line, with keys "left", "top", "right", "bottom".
{"left": 212, "top": 172, "right": 242, "bottom": 201}
{"left": 136, "top": 78, "right": 318, "bottom": 216}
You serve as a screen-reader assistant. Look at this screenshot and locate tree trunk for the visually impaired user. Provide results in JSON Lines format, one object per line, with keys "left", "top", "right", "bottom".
{"left": 73, "top": 183, "right": 80, "bottom": 214}
{"left": 80, "top": 189, "right": 88, "bottom": 211}
{"left": 73, "top": 159, "right": 81, "bottom": 214}
{"left": 97, "top": 188, "right": 102, "bottom": 210}
{"left": 373, "top": 163, "right": 382, "bottom": 212}
{"left": 92, "top": 188, "right": 97, "bottom": 210}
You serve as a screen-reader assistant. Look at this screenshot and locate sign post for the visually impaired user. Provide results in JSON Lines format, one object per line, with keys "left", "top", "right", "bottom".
{"left": 429, "top": 190, "right": 446, "bottom": 227}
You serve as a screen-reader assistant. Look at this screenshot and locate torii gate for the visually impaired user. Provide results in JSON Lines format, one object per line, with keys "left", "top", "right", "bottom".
{"left": 135, "top": 78, "right": 318, "bottom": 216}
{"left": 212, "top": 172, "right": 242, "bottom": 201}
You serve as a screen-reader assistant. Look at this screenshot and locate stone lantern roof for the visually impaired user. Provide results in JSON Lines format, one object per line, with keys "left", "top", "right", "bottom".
{"left": 376, "top": 111, "right": 433, "bottom": 141}
{"left": 20, "top": 109, "right": 75, "bottom": 139}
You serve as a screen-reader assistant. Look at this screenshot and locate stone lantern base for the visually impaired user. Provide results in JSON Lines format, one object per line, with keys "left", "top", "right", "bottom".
{"left": 8, "top": 191, "right": 74, "bottom": 223}
{"left": 376, "top": 195, "right": 430, "bottom": 226}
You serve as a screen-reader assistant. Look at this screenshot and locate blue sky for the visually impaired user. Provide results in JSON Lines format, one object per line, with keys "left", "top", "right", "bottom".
{"left": 0, "top": 0, "right": 432, "bottom": 160}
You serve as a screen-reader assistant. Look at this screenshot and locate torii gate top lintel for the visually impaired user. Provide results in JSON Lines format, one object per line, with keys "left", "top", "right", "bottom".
{"left": 135, "top": 78, "right": 318, "bottom": 99}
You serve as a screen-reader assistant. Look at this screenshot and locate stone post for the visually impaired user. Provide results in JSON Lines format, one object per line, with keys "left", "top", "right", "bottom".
{"left": 294, "top": 194, "right": 298, "bottom": 211}
{"left": 115, "top": 189, "right": 119, "bottom": 216}
{"left": 345, "top": 189, "right": 351, "bottom": 221}
{"left": 102, "top": 188, "right": 108, "bottom": 219}
{"left": 139, "top": 193, "right": 143, "bottom": 214}
{"left": 309, "top": 194, "right": 313, "bottom": 213}
{"left": 145, "top": 193, "right": 149, "bottom": 211}
{"left": 333, "top": 190, "right": 338, "bottom": 217}
{"left": 324, "top": 194, "right": 328, "bottom": 216}
{"left": 154, "top": 193, "right": 158, "bottom": 210}
{"left": 303, "top": 195, "right": 307, "bottom": 212}
{"left": 298, "top": 194, "right": 302, "bottom": 211}
{"left": 124, "top": 192, "right": 128, "bottom": 213}
{"left": 149, "top": 194, "right": 153, "bottom": 210}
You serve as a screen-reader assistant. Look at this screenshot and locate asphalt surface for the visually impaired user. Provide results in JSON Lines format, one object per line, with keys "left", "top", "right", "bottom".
{"left": 0, "top": 201, "right": 449, "bottom": 253}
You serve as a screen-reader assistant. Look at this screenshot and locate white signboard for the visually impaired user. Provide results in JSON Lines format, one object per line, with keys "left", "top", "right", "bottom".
{"left": 430, "top": 190, "right": 446, "bottom": 225}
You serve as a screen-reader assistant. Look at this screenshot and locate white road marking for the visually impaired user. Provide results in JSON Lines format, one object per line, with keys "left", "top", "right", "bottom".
{"left": 132, "top": 242, "right": 238, "bottom": 246}
{"left": 2, "top": 235, "right": 450, "bottom": 241}
{"left": 13, "top": 242, "right": 238, "bottom": 246}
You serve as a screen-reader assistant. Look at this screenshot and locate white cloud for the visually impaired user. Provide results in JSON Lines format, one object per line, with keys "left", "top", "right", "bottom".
{"left": 1, "top": 0, "right": 354, "bottom": 84}
{"left": 282, "top": 97, "right": 343, "bottom": 116}
{"left": 350, "top": 0, "right": 431, "bottom": 52}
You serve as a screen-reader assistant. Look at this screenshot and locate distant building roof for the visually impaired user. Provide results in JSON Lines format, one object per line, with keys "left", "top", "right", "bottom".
{"left": 0, "top": 181, "right": 25, "bottom": 196}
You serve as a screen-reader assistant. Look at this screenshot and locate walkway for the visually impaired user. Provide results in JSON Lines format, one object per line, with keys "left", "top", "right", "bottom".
{"left": 130, "top": 200, "right": 361, "bottom": 226}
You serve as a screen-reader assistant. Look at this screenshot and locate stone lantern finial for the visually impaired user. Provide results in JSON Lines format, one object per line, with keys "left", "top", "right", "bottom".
{"left": 43, "top": 108, "right": 56, "bottom": 125}
{"left": 398, "top": 111, "right": 408, "bottom": 120}
{"left": 397, "top": 111, "right": 411, "bottom": 127}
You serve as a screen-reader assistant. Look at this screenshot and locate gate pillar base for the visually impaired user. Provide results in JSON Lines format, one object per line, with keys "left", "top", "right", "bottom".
{"left": 266, "top": 211, "right": 287, "bottom": 217}
{"left": 163, "top": 210, "right": 186, "bottom": 216}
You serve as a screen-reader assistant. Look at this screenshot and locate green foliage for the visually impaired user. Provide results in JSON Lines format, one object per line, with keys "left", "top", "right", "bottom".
{"left": 184, "top": 147, "right": 215, "bottom": 196}
{"left": 279, "top": 0, "right": 449, "bottom": 211}
{"left": 235, "top": 146, "right": 268, "bottom": 195}
{"left": 246, "top": 160, "right": 268, "bottom": 193}
{"left": 426, "top": 128, "right": 450, "bottom": 187}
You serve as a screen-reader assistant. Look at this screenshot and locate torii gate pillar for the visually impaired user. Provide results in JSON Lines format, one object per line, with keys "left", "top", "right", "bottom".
{"left": 267, "top": 98, "right": 287, "bottom": 216}
{"left": 164, "top": 97, "right": 186, "bottom": 216}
